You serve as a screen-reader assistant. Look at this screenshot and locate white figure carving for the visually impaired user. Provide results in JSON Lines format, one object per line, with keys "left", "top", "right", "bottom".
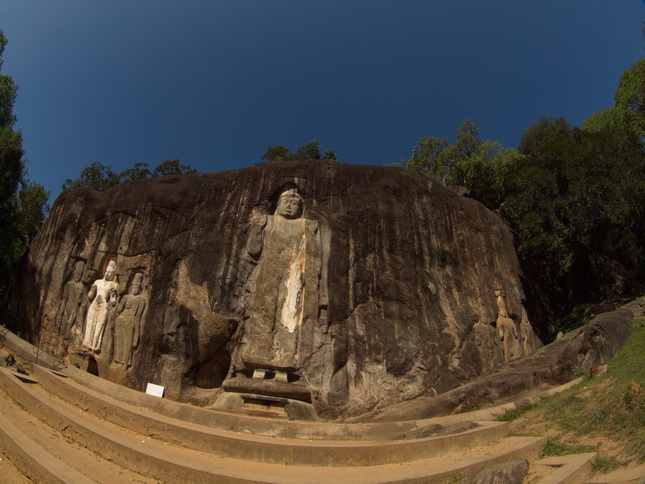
{"left": 114, "top": 273, "right": 146, "bottom": 368}
{"left": 82, "top": 260, "right": 118, "bottom": 352}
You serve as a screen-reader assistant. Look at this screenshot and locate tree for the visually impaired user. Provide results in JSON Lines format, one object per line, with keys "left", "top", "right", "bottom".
{"left": 151, "top": 159, "right": 196, "bottom": 177}
{"left": 583, "top": 60, "right": 645, "bottom": 138}
{"left": 62, "top": 161, "right": 120, "bottom": 191}
{"left": 261, "top": 140, "right": 339, "bottom": 162}
{"left": 456, "top": 119, "right": 481, "bottom": 157}
{"left": 119, "top": 162, "right": 151, "bottom": 181}
{"left": 502, "top": 116, "right": 645, "bottom": 277}
{"left": 295, "top": 140, "right": 322, "bottom": 160}
{"left": 62, "top": 159, "right": 198, "bottom": 191}
{"left": 261, "top": 145, "right": 292, "bottom": 162}
{"left": 405, "top": 136, "right": 455, "bottom": 184}
{"left": 404, "top": 120, "right": 512, "bottom": 204}
{"left": 0, "top": 31, "right": 50, "bottom": 303}
{"left": 614, "top": 59, "right": 645, "bottom": 138}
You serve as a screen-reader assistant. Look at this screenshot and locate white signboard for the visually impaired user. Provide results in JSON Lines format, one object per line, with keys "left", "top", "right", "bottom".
{"left": 145, "top": 383, "right": 165, "bottom": 398}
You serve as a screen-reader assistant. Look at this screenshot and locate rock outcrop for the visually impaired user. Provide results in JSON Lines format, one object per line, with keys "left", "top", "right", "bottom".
{"left": 352, "top": 297, "right": 642, "bottom": 422}
{"left": 8, "top": 161, "right": 542, "bottom": 417}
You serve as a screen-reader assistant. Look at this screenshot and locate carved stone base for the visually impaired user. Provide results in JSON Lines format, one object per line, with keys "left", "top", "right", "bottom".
{"left": 222, "top": 375, "right": 312, "bottom": 403}
{"left": 213, "top": 392, "right": 318, "bottom": 420}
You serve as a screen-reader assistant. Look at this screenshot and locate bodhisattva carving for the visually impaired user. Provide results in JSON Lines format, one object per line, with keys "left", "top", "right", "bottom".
{"left": 238, "top": 187, "right": 324, "bottom": 382}
{"left": 54, "top": 260, "right": 85, "bottom": 337}
{"left": 495, "top": 288, "right": 520, "bottom": 362}
{"left": 114, "top": 273, "right": 146, "bottom": 368}
{"left": 82, "top": 260, "right": 118, "bottom": 352}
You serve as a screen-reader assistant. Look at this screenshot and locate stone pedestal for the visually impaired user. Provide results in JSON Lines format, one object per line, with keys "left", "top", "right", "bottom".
{"left": 213, "top": 374, "right": 318, "bottom": 420}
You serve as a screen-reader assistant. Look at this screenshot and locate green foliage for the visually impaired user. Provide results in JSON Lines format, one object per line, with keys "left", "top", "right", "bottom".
{"left": 614, "top": 59, "right": 645, "bottom": 138}
{"left": 62, "top": 161, "right": 120, "bottom": 191}
{"left": 404, "top": 120, "right": 519, "bottom": 209}
{"left": 118, "top": 162, "right": 151, "bottom": 181}
{"left": 406, "top": 63, "right": 645, "bottom": 311}
{"left": 0, "top": 31, "right": 50, "bottom": 304}
{"left": 541, "top": 437, "right": 594, "bottom": 457}
{"left": 582, "top": 107, "right": 621, "bottom": 132}
{"left": 496, "top": 404, "right": 533, "bottom": 422}
{"left": 62, "top": 159, "right": 197, "bottom": 191}
{"left": 261, "top": 145, "right": 292, "bottom": 162}
{"left": 501, "top": 315, "right": 644, "bottom": 467}
{"left": 405, "top": 135, "right": 454, "bottom": 183}
{"left": 0, "top": 33, "right": 18, "bottom": 129}
{"left": 261, "top": 139, "right": 339, "bottom": 162}
{"left": 503, "top": 116, "right": 645, "bottom": 277}
{"left": 14, "top": 179, "right": 50, "bottom": 247}
{"left": 151, "top": 159, "right": 196, "bottom": 177}
{"left": 554, "top": 305, "right": 591, "bottom": 335}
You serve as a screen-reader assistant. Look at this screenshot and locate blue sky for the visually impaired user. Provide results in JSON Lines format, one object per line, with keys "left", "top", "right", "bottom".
{"left": 3, "top": 1, "right": 644, "bottom": 202}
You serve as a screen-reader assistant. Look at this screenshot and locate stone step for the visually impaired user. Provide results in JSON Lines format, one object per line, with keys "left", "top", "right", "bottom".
{"left": 4, "top": 365, "right": 510, "bottom": 467}
{"left": 0, "top": 327, "right": 526, "bottom": 439}
{"left": 4, "top": 326, "right": 425, "bottom": 441}
{"left": 585, "top": 464, "right": 645, "bottom": 484}
{"left": 0, "top": 377, "right": 158, "bottom": 483}
{"left": 0, "top": 366, "right": 547, "bottom": 482}
{"left": 531, "top": 453, "right": 597, "bottom": 483}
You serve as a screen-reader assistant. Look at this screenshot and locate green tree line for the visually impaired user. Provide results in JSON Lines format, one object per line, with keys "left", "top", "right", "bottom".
{"left": 402, "top": 59, "right": 645, "bottom": 322}
{"left": 260, "top": 139, "right": 339, "bottom": 163}
{"left": 61, "top": 159, "right": 197, "bottom": 191}
{"left": 61, "top": 140, "right": 339, "bottom": 191}
{"left": 0, "top": 32, "right": 49, "bottom": 304}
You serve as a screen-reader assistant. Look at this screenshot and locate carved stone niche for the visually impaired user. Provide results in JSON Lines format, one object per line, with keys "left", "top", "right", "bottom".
{"left": 215, "top": 184, "right": 326, "bottom": 419}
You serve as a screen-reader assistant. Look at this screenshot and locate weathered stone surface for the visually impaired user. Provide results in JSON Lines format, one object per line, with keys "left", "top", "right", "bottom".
{"left": 8, "top": 161, "right": 543, "bottom": 417}
{"left": 354, "top": 301, "right": 638, "bottom": 421}
{"left": 463, "top": 458, "right": 529, "bottom": 484}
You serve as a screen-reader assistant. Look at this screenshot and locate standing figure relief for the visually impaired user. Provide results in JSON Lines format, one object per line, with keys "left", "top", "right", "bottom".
{"left": 55, "top": 260, "right": 85, "bottom": 337}
{"left": 239, "top": 186, "right": 325, "bottom": 380}
{"left": 114, "top": 272, "right": 147, "bottom": 368}
{"left": 82, "top": 259, "right": 118, "bottom": 352}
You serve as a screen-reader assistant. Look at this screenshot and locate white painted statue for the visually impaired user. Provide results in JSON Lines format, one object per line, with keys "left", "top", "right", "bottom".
{"left": 82, "top": 260, "right": 118, "bottom": 352}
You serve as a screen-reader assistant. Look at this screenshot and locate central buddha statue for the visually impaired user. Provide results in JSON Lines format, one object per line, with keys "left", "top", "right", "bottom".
{"left": 237, "top": 186, "right": 323, "bottom": 383}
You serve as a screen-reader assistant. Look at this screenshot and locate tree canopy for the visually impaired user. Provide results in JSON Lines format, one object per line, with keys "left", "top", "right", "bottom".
{"left": 261, "top": 140, "right": 339, "bottom": 162}
{"left": 404, "top": 60, "right": 645, "bottom": 323}
{"left": 0, "top": 31, "right": 50, "bottom": 303}
{"left": 62, "top": 159, "right": 197, "bottom": 191}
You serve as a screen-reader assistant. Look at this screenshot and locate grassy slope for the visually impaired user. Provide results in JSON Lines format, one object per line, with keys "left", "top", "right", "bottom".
{"left": 500, "top": 316, "right": 645, "bottom": 472}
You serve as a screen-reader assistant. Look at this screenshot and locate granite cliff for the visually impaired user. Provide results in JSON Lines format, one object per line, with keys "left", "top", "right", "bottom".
{"left": 9, "top": 161, "right": 543, "bottom": 417}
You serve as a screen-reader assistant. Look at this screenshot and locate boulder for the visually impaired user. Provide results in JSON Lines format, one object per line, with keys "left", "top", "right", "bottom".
{"left": 8, "top": 161, "right": 542, "bottom": 417}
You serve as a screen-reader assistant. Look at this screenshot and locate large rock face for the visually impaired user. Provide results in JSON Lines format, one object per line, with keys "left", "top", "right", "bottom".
{"left": 9, "top": 161, "right": 542, "bottom": 417}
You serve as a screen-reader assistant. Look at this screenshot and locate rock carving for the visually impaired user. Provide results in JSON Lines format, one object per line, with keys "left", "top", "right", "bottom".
{"left": 238, "top": 187, "right": 324, "bottom": 381}
{"left": 114, "top": 272, "right": 146, "bottom": 367}
{"left": 82, "top": 260, "right": 118, "bottom": 352}
{"left": 495, "top": 288, "right": 520, "bottom": 362}
{"left": 10, "top": 162, "right": 551, "bottom": 417}
{"left": 55, "top": 260, "right": 85, "bottom": 337}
